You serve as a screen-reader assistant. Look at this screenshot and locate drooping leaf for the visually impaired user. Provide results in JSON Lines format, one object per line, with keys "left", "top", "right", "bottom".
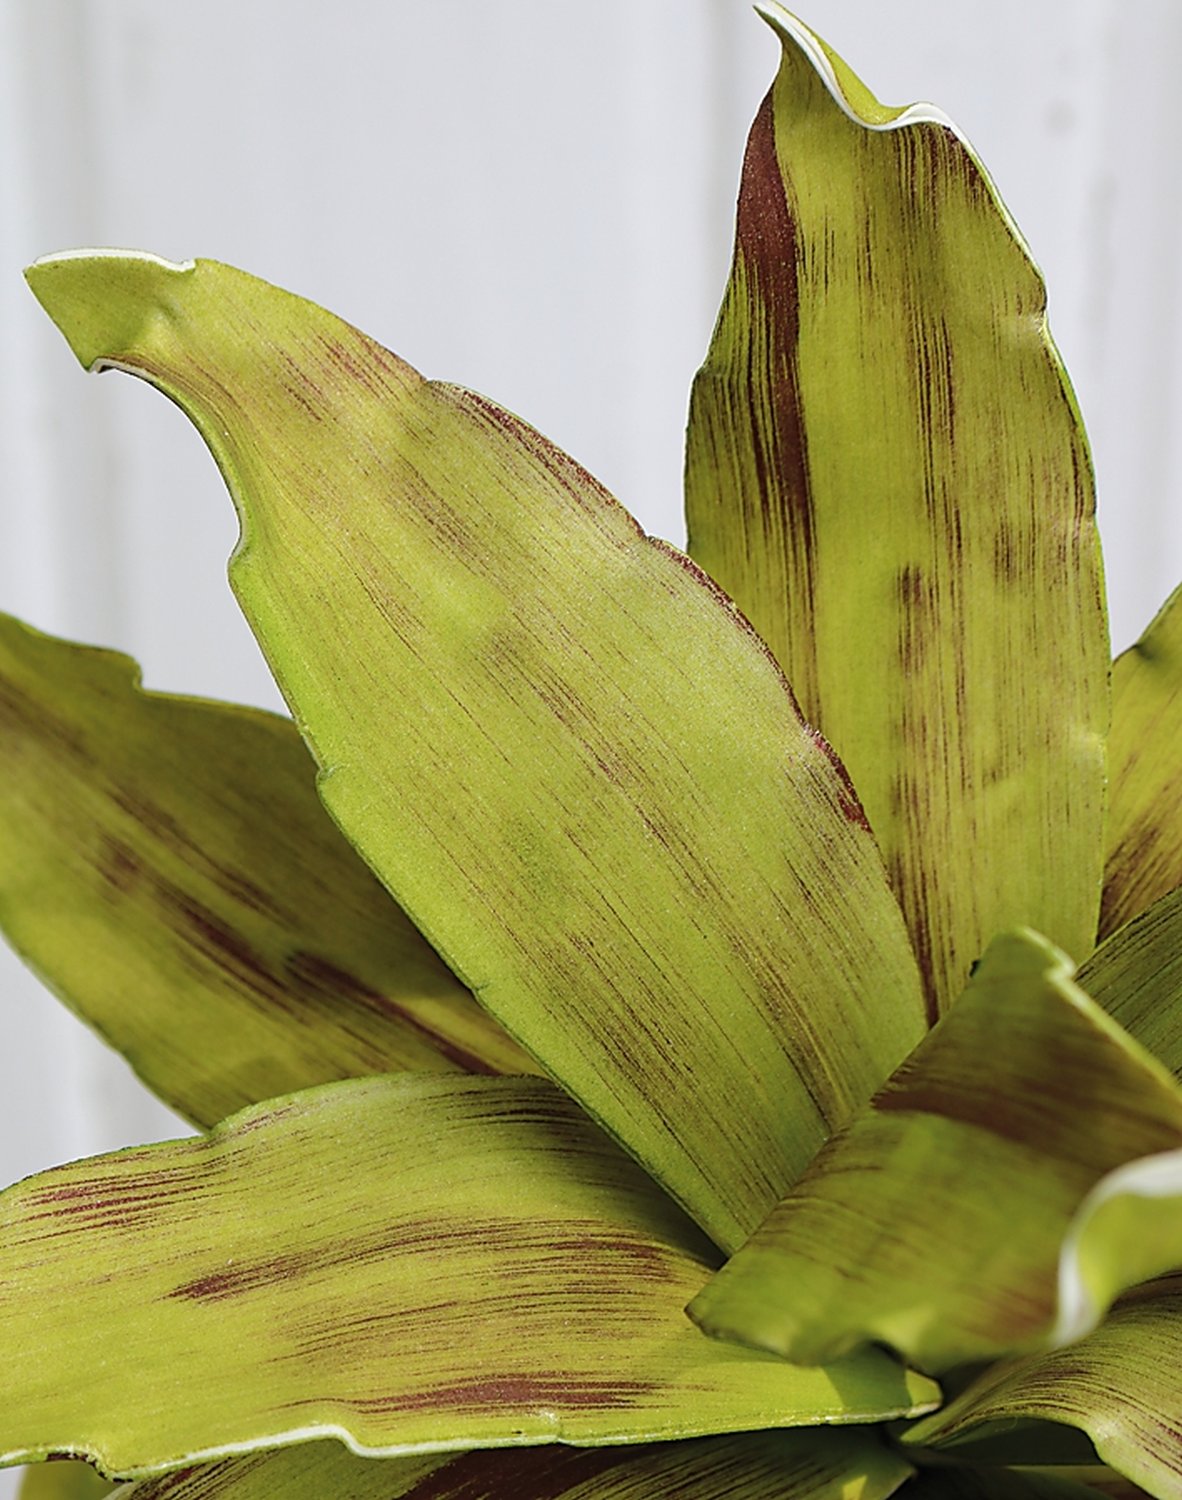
{"left": 684, "top": 4, "right": 1107, "bottom": 1018}
{"left": 0, "top": 1073, "right": 937, "bottom": 1478}
{"left": 1078, "top": 885, "right": 1182, "bottom": 1079}
{"left": 1102, "top": 585, "right": 1182, "bottom": 937}
{"left": 0, "top": 614, "right": 535, "bottom": 1127}
{"left": 111, "top": 1429, "right": 914, "bottom": 1500}
{"left": 17, "top": 1462, "right": 114, "bottom": 1500}
{"left": 690, "top": 930, "right": 1182, "bottom": 1374}
{"left": 905, "top": 1275, "right": 1182, "bottom": 1500}
{"left": 25, "top": 250, "right": 928, "bottom": 1255}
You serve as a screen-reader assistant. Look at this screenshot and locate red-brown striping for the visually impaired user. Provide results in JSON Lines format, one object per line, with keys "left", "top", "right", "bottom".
{"left": 868, "top": 943, "right": 1182, "bottom": 1192}
{"left": 403, "top": 1445, "right": 635, "bottom": 1500}
{"left": 738, "top": 90, "right": 815, "bottom": 680}
{"left": 895, "top": 563, "right": 937, "bottom": 677}
{"left": 452, "top": 388, "right": 619, "bottom": 528}
{"left": 276, "top": 348, "right": 325, "bottom": 423}
{"left": 96, "top": 833, "right": 142, "bottom": 895}
{"left": 314, "top": 331, "right": 413, "bottom": 395}
{"left": 284, "top": 952, "right": 499, "bottom": 1074}
{"left": 992, "top": 517, "right": 1026, "bottom": 587}
{"left": 155, "top": 878, "right": 280, "bottom": 1004}
{"left": 108, "top": 784, "right": 187, "bottom": 845}
{"left": 24, "top": 1167, "right": 195, "bottom": 1236}
{"left": 1105, "top": 833, "right": 1159, "bottom": 924}
{"left": 872, "top": 1068, "right": 994, "bottom": 1127}
{"left": 805, "top": 725, "right": 872, "bottom": 832}
{"left": 107, "top": 782, "right": 288, "bottom": 921}
{"left": 894, "top": 850, "right": 947, "bottom": 1020}
{"left": 401, "top": 1435, "right": 845, "bottom": 1500}
{"left": 683, "top": 84, "right": 822, "bottom": 717}
{"left": 0, "top": 666, "right": 93, "bottom": 762}
{"left": 168, "top": 1218, "right": 687, "bottom": 1303}
{"left": 350, "top": 1373, "right": 655, "bottom": 1416}
{"left": 30, "top": 252, "right": 936, "bottom": 1257}
{"left": 735, "top": 93, "right": 803, "bottom": 425}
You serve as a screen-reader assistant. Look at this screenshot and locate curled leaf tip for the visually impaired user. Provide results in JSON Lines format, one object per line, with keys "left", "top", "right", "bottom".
{"left": 26, "top": 247, "right": 194, "bottom": 273}
{"left": 24, "top": 249, "right": 195, "bottom": 372}
{"left": 753, "top": 3, "right": 944, "bottom": 131}
{"left": 751, "top": 2, "right": 1039, "bottom": 287}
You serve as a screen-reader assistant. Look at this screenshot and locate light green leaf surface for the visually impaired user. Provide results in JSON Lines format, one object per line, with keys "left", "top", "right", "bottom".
{"left": 18, "top": 1463, "right": 113, "bottom": 1500}
{"left": 690, "top": 931, "right": 1182, "bottom": 1373}
{"left": 906, "top": 1276, "right": 1182, "bottom": 1500}
{"left": 0, "top": 614, "right": 534, "bottom": 1127}
{"left": 113, "top": 1430, "right": 913, "bottom": 1500}
{"left": 1102, "top": 585, "right": 1182, "bottom": 938}
{"left": 684, "top": 5, "right": 1107, "bottom": 1018}
{"left": 0, "top": 1074, "right": 937, "bottom": 1477}
{"left": 1079, "top": 885, "right": 1182, "bottom": 1079}
{"left": 25, "top": 250, "right": 927, "bottom": 1255}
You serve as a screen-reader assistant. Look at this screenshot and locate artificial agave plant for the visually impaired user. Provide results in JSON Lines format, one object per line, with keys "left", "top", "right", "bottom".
{"left": 3, "top": 6, "right": 1182, "bottom": 1498}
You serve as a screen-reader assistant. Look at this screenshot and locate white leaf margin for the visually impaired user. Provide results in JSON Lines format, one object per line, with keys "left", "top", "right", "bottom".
{"left": 1052, "top": 1146, "right": 1182, "bottom": 1347}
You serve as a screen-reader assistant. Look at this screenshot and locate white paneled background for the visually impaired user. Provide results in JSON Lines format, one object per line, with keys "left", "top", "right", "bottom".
{"left": 1, "top": 1, "right": 1181, "bottom": 1487}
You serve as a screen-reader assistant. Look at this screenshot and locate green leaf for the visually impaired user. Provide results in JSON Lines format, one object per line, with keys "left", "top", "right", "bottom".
{"left": 17, "top": 1463, "right": 114, "bottom": 1500}
{"left": 111, "top": 1430, "right": 914, "bottom": 1500}
{"left": 689, "top": 930, "right": 1182, "bottom": 1374}
{"left": 683, "top": 5, "right": 1107, "bottom": 1018}
{"left": 0, "top": 1074, "right": 937, "bottom": 1477}
{"left": 1078, "top": 885, "right": 1182, "bottom": 1079}
{"left": 0, "top": 612, "right": 535, "bottom": 1128}
{"left": 905, "top": 1275, "right": 1182, "bottom": 1500}
{"left": 24, "top": 249, "right": 928, "bottom": 1255}
{"left": 1102, "top": 585, "right": 1182, "bottom": 938}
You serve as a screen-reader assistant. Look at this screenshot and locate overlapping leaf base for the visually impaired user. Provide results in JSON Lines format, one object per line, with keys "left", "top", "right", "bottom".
{"left": 0, "top": 1076, "right": 935, "bottom": 1477}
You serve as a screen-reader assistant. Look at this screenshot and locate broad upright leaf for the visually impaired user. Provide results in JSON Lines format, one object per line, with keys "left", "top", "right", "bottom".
{"left": 690, "top": 931, "right": 1182, "bottom": 1373}
{"left": 0, "top": 1074, "right": 937, "bottom": 1477}
{"left": 113, "top": 1430, "right": 914, "bottom": 1500}
{"left": 1102, "top": 585, "right": 1182, "bottom": 937}
{"left": 1079, "top": 884, "right": 1182, "bottom": 1078}
{"left": 906, "top": 1276, "right": 1182, "bottom": 1500}
{"left": 684, "top": 5, "right": 1107, "bottom": 1016}
{"left": 0, "top": 612, "right": 534, "bottom": 1128}
{"left": 26, "top": 249, "right": 927, "bottom": 1253}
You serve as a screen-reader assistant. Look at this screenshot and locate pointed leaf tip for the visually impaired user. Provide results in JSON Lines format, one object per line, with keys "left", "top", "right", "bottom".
{"left": 684, "top": 2, "right": 1107, "bottom": 1017}
{"left": 25, "top": 248, "right": 928, "bottom": 1254}
{"left": 25, "top": 250, "right": 195, "bottom": 371}
{"left": 752, "top": 4, "right": 913, "bottom": 129}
